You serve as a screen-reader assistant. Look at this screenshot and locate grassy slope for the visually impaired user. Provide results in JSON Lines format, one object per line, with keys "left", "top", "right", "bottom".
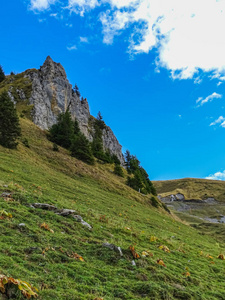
{"left": 154, "top": 178, "right": 225, "bottom": 202}
{"left": 0, "top": 119, "right": 225, "bottom": 300}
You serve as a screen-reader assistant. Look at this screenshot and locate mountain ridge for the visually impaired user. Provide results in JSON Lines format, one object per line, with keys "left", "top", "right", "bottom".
{"left": 1, "top": 56, "right": 124, "bottom": 164}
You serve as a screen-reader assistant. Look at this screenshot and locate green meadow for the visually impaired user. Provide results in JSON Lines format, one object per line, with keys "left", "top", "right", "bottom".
{"left": 0, "top": 119, "right": 225, "bottom": 299}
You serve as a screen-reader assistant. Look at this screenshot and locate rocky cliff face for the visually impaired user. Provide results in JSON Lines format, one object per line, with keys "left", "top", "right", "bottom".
{"left": 12, "top": 56, "right": 124, "bottom": 163}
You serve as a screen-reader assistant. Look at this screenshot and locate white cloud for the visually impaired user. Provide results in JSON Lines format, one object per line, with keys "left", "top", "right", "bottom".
{"left": 67, "top": 45, "right": 77, "bottom": 51}
{"left": 196, "top": 92, "right": 222, "bottom": 107}
{"left": 206, "top": 170, "right": 225, "bottom": 181}
{"left": 80, "top": 36, "right": 89, "bottom": 43}
{"left": 67, "top": 0, "right": 99, "bottom": 16}
{"left": 29, "top": 0, "right": 225, "bottom": 80}
{"left": 209, "top": 115, "right": 225, "bottom": 126}
{"left": 30, "top": 0, "right": 57, "bottom": 10}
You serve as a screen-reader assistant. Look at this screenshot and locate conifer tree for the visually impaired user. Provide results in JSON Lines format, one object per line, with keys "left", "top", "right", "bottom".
{"left": 0, "top": 91, "right": 21, "bottom": 148}
{"left": 70, "top": 133, "right": 94, "bottom": 165}
{"left": 0, "top": 65, "right": 5, "bottom": 83}
{"left": 73, "top": 84, "right": 81, "bottom": 97}
{"left": 49, "top": 110, "right": 74, "bottom": 149}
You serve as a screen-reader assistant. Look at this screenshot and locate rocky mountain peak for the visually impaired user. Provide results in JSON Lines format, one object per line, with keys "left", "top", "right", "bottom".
{"left": 13, "top": 57, "right": 124, "bottom": 164}
{"left": 40, "top": 56, "right": 67, "bottom": 81}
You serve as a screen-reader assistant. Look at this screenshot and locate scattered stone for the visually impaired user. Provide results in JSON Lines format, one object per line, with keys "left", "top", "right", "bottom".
{"left": 32, "top": 203, "right": 92, "bottom": 229}
{"left": 32, "top": 203, "right": 58, "bottom": 211}
{"left": 131, "top": 260, "right": 136, "bottom": 266}
{"left": 3, "top": 185, "right": 8, "bottom": 188}
{"left": 56, "top": 209, "right": 76, "bottom": 216}
{"left": 102, "top": 243, "right": 123, "bottom": 256}
{"left": 73, "top": 215, "right": 92, "bottom": 230}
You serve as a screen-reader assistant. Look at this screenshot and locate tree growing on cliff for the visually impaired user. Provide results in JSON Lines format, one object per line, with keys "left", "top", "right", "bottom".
{"left": 0, "top": 65, "right": 5, "bottom": 83}
{"left": 49, "top": 111, "right": 94, "bottom": 164}
{"left": 0, "top": 91, "right": 21, "bottom": 148}
{"left": 49, "top": 110, "right": 74, "bottom": 149}
{"left": 73, "top": 84, "right": 81, "bottom": 97}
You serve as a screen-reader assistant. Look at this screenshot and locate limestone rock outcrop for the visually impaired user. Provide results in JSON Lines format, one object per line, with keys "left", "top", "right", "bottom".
{"left": 11, "top": 56, "right": 124, "bottom": 163}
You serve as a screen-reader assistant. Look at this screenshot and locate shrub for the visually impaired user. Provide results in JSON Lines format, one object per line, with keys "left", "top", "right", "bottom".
{"left": 22, "top": 138, "right": 30, "bottom": 148}
{"left": 0, "top": 91, "right": 21, "bottom": 148}
{"left": 53, "top": 143, "right": 59, "bottom": 151}
{"left": 70, "top": 133, "right": 94, "bottom": 165}
{"left": 151, "top": 196, "right": 159, "bottom": 208}
{"left": 114, "top": 163, "right": 124, "bottom": 177}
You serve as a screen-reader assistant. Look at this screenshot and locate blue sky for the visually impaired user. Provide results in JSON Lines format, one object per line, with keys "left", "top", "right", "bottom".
{"left": 1, "top": 0, "right": 225, "bottom": 181}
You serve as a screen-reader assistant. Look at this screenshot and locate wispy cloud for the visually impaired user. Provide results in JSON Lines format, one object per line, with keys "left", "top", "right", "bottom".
{"left": 67, "top": 45, "right": 77, "bottom": 51}
{"left": 209, "top": 116, "right": 225, "bottom": 127}
{"left": 29, "top": 0, "right": 225, "bottom": 81}
{"left": 30, "top": 0, "right": 57, "bottom": 11}
{"left": 196, "top": 92, "right": 222, "bottom": 107}
{"left": 80, "top": 36, "right": 89, "bottom": 43}
{"left": 206, "top": 170, "right": 225, "bottom": 181}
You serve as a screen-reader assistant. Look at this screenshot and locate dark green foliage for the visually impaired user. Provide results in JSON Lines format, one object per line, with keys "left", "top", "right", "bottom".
{"left": 127, "top": 170, "right": 143, "bottom": 192}
{"left": 49, "top": 111, "right": 74, "bottom": 149}
{"left": 111, "top": 154, "right": 121, "bottom": 165}
{"left": 74, "top": 119, "right": 80, "bottom": 135}
{"left": 91, "top": 112, "right": 108, "bottom": 162}
{"left": 0, "top": 91, "right": 21, "bottom": 148}
{"left": 0, "top": 65, "right": 5, "bottom": 82}
{"left": 22, "top": 138, "right": 30, "bottom": 148}
{"left": 125, "top": 149, "right": 156, "bottom": 195}
{"left": 114, "top": 163, "right": 124, "bottom": 177}
{"left": 49, "top": 111, "right": 94, "bottom": 164}
{"left": 151, "top": 196, "right": 159, "bottom": 208}
{"left": 73, "top": 84, "right": 81, "bottom": 97}
{"left": 70, "top": 133, "right": 94, "bottom": 165}
{"left": 96, "top": 111, "right": 106, "bottom": 130}
{"left": 53, "top": 143, "right": 59, "bottom": 152}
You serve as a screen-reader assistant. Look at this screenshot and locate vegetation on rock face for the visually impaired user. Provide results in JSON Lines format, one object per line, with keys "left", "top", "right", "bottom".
{"left": 49, "top": 111, "right": 94, "bottom": 164}
{"left": 125, "top": 150, "right": 156, "bottom": 195}
{"left": 73, "top": 83, "right": 81, "bottom": 98}
{"left": 0, "top": 65, "right": 5, "bottom": 83}
{"left": 0, "top": 91, "right": 21, "bottom": 149}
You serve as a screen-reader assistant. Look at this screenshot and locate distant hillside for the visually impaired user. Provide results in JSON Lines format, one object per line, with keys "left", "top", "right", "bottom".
{"left": 154, "top": 178, "right": 225, "bottom": 202}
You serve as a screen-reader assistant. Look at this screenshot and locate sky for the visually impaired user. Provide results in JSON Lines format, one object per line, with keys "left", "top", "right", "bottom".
{"left": 1, "top": 0, "right": 225, "bottom": 181}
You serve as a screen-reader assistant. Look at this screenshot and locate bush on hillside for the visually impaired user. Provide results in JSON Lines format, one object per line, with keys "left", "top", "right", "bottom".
{"left": 70, "top": 133, "right": 94, "bottom": 165}
{"left": 0, "top": 91, "right": 21, "bottom": 149}
{"left": 125, "top": 149, "right": 156, "bottom": 195}
{"left": 114, "top": 163, "right": 124, "bottom": 177}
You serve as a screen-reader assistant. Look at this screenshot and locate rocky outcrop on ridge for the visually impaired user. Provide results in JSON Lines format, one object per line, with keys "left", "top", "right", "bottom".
{"left": 8, "top": 56, "right": 124, "bottom": 163}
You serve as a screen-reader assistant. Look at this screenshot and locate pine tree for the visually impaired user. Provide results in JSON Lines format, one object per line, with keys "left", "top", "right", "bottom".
{"left": 70, "top": 133, "right": 94, "bottom": 165}
{"left": 73, "top": 84, "right": 81, "bottom": 97}
{"left": 74, "top": 119, "right": 81, "bottom": 135}
{"left": 0, "top": 91, "right": 21, "bottom": 148}
{"left": 49, "top": 111, "right": 74, "bottom": 149}
{"left": 0, "top": 65, "right": 5, "bottom": 83}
